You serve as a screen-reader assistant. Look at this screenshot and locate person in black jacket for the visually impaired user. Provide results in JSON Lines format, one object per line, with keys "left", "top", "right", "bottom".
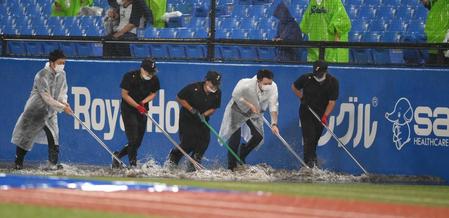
{"left": 112, "top": 58, "right": 160, "bottom": 168}
{"left": 291, "top": 60, "right": 339, "bottom": 168}
{"left": 167, "top": 71, "right": 222, "bottom": 171}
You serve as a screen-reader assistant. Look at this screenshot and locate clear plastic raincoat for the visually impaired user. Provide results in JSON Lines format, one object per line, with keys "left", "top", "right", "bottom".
{"left": 219, "top": 76, "right": 278, "bottom": 147}
{"left": 300, "top": 0, "right": 351, "bottom": 63}
{"left": 11, "top": 63, "right": 68, "bottom": 151}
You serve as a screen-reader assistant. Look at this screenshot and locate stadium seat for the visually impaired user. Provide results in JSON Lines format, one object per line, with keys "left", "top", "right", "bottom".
{"left": 77, "top": 43, "right": 96, "bottom": 57}
{"left": 239, "top": 46, "right": 258, "bottom": 60}
{"left": 216, "top": 29, "right": 230, "bottom": 39}
{"left": 414, "top": 7, "right": 428, "bottom": 20}
{"left": 177, "top": 29, "right": 194, "bottom": 38}
{"left": 364, "top": 33, "right": 382, "bottom": 42}
{"left": 349, "top": 32, "right": 363, "bottom": 42}
{"left": 8, "top": 41, "right": 27, "bottom": 56}
{"left": 368, "top": 20, "right": 386, "bottom": 32}
{"left": 351, "top": 20, "right": 368, "bottom": 32}
{"left": 230, "top": 29, "right": 248, "bottom": 39}
{"left": 346, "top": 0, "right": 363, "bottom": 6}
{"left": 149, "top": 44, "right": 169, "bottom": 59}
{"left": 217, "top": 46, "right": 240, "bottom": 60}
{"left": 348, "top": 6, "right": 359, "bottom": 19}
{"left": 395, "top": 6, "right": 414, "bottom": 20}
{"left": 372, "top": 49, "right": 391, "bottom": 65}
{"left": 387, "top": 19, "right": 406, "bottom": 32}
{"left": 42, "top": 42, "right": 60, "bottom": 55}
{"left": 351, "top": 49, "right": 373, "bottom": 64}
{"left": 257, "top": 47, "right": 276, "bottom": 60}
{"left": 383, "top": 31, "right": 401, "bottom": 42}
{"left": 358, "top": 7, "right": 376, "bottom": 19}
{"left": 407, "top": 20, "right": 425, "bottom": 33}
{"left": 377, "top": 6, "right": 395, "bottom": 20}
{"left": 130, "top": 44, "right": 151, "bottom": 58}
{"left": 60, "top": 43, "right": 78, "bottom": 57}
{"left": 25, "top": 42, "right": 44, "bottom": 56}
{"left": 158, "top": 29, "right": 177, "bottom": 38}
{"left": 167, "top": 45, "right": 187, "bottom": 59}
{"left": 364, "top": 0, "right": 381, "bottom": 6}
{"left": 185, "top": 45, "right": 206, "bottom": 58}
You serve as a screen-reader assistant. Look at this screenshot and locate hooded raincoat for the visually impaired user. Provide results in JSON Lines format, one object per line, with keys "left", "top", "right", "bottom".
{"left": 11, "top": 63, "right": 68, "bottom": 151}
{"left": 300, "top": 0, "right": 351, "bottom": 63}
{"left": 273, "top": 1, "right": 303, "bottom": 61}
{"left": 424, "top": 0, "right": 449, "bottom": 55}
{"left": 146, "top": 0, "right": 167, "bottom": 28}
{"left": 219, "top": 76, "right": 278, "bottom": 147}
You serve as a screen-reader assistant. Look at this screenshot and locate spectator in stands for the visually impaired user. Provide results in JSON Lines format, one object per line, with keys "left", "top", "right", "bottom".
{"left": 11, "top": 49, "right": 72, "bottom": 170}
{"left": 145, "top": 0, "right": 167, "bottom": 28}
{"left": 51, "top": 0, "right": 93, "bottom": 16}
{"left": 104, "top": 8, "right": 120, "bottom": 35}
{"left": 420, "top": 0, "right": 449, "bottom": 64}
{"left": 219, "top": 70, "right": 279, "bottom": 171}
{"left": 291, "top": 60, "right": 339, "bottom": 168}
{"left": 300, "top": 0, "right": 351, "bottom": 63}
{"left": 103, "top": 0, "right": 153, "bottom": 57}
{"left": 273, "top": 1, "right": 304, "bottom": 62}
{"left": 112, "top": 58, "right": 160, "bottom": 168}
{"left": 167, "top": 71, "right": 222, "bottom": 172}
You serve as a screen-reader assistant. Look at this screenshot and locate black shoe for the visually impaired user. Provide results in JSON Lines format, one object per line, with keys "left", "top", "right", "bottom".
{"left": 111, "top": 152, "right": 121, "bottom": 169}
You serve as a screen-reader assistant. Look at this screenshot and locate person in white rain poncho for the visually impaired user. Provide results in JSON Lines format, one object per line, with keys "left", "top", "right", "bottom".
{"left": 219, "top": 69, "right": 279, "bottom": 171}
{"left": 11, "top": 49, "right": 73, "bottom": 170}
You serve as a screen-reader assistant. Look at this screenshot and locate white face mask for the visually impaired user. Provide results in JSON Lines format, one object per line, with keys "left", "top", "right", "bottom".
{"left": 116, "top": 0, "right": 123, "bottom": 5}
{"left": 206, "top": 85, "right": 217, "bottom": 93}
{"left": 142, "top": 74, "right": 152, "bottom": 80}
{"left": 313, "top": 74, "right": 326, "bottom": 82}
{"left": 261, "top": 84, "right": 272, "bottom": 91}
{"left": 54, "top": 64, "right": 65, "bottom": 73}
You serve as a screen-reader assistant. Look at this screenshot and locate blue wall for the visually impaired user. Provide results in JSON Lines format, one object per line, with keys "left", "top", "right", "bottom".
{"left": 1, "top": 58, "right": 449, "bottom": 181}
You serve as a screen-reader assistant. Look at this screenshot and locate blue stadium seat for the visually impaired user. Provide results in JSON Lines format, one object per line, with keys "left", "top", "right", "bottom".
{"left": 216, "top": 29, "right": 230, "bottom": 39}
{"left": 217, "top": 17, "right": 239, "bottom": 29}
{"left": 158, "top": 29, "right": 177, "bottom": 38}
{"left": 368, "top": 20, "right": 387, "bottom": 32}
{"left": 377, "top": 6, "right": 395, "bottom": 20}
{"left": 364, "top": 0, "right": 381, "bottom": 6}
{"left": 372, "top": 49, "right": 391, "bottom": 64}
{"left": 35, "top": 25, "right": 50, "bottom": 36}
{"left": 358, "top": 7, "right": 376, "bottom": 19}
{"left": 194, "top": 29, "right": 208, "bottom": 38}
{"left": 77, "top": 43, "right": 96, "bottom": 57}
{"left": 414, "top": 6, "right": 428, "bottom": 20}
{"left": 144, "top": 28, "right": 159, "bottom": 38}
{"left": 253, "top": 0, "right": 271, "bottom": 4}
{"left": 383, "top": 31, "right": 401, "bottom": 42}
{"left": 167, "top": 45, "right": 187, "bottom": 59}
{"left": 387, "top": 19, "right": 406, "bottom": 32}
{"left": 247, "top": 5, "right": 268, "bottom": 18}
{"left": 177, "top": 29, "right": 194, "bottom": 38}
{"left": 239, "top": 0, "right": 252, "bottom": 5}
{"left": 130, "top": 44, "right": 151, "bottom": 58}
{"left": 384, "top": 0, "right": 401, "bottom": 7}
{"left": 60, "top": 43, "right": 78, "bottom": 57}
{"left": 239, "top": 46, "right": 258, "bottom": 60}
{"left": 348, "top": 6, "right": 359, "bottom": 19}
{"left": 347, "top": 0, "right": 363, "bottom": 6}
{"left": 395, "top": 6, "right": 414, "bottom": 20}
{"left": 42, "top": 42, "right": 60, "bottom": 55}
{"left": 350, "top": 20, "right": 368, "bottom": 32}
{"left": 185, "top": 45, "right": 206, "bottom": 58}
{"left": 248, "top": 29, "right": 264, "bottom": 40}
{"left": 257, "top": 47, "right": 276, "bottom": 60}
{"left": 364, "top": 33, "right": 382, "bottom": 42}
{"left": 239, "top": 18, "right": 258, "bottom": 30}
{"left": 351, "top": 49, "right": 373, "bottom": 64}
{"left": 230, "top": 29, "right": 248, "bottom": 39}
{"left": 25, "top": 42, "right": 44, "bottom": 56}
{"left": 149, "top": 44, "right": 169, "bottom": 59}
{"left": 349, "top": 31, "right": 363, "bottom": 42}
{"left": 8, "top": 41, "right": 27, "bottom": 56}
{"left": 407, "top": 20, "right": 425, "bottom": 33}
{"left": 217, "top": 46, "right": 240, "bottom": 60}
{"left": 84, "top": 27, "right": 101, "bottom": 37}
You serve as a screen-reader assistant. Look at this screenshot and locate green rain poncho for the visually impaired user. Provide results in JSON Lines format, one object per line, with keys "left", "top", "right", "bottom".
{"left": 51, "top": 0, "right": 92, "bottom": 16}
{"left": 424, "top": 0, "right": 449, "bottom": 54}
{"left": 300, "top": 0, "right": 351, "bottom": 63}
{"left": 146, "top": 0, "right": 167, "bottom": 28}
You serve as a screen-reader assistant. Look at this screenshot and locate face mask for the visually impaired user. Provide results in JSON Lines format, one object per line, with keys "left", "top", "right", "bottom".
{"left": 261, "top": 84, "right": 272, "bottom": 91}
{"left": 116, "top": 0, "right": 123, "bottom": 5}
{"left": 313, "top": 74, "right": 326, "bottom": 82}
{"left": 142, "top": 74, "right": 152, "bottom": 80}
{"left": 206, "top": 85, "right": 217, "bottom": 93}
{"left": 54, "top": 64, "right": 65, "bottom": 73}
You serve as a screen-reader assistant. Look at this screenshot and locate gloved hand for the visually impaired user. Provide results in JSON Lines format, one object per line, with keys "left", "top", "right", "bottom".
{"left": 197, "top": 113, "right": 206, "bottom": 122}
{"left": 136, "top": 105, "right": 147, "bottom": 115}
{"left": 321, "top": 114, "right": 328, "bottom": 126}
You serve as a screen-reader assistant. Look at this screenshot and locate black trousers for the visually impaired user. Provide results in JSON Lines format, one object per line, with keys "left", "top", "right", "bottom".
{"left": 300, "top": 107, "right": 324, "bottom": 168}
{"left": 102, "top": 32, "right": 136, "bottom": 57}
{"left": 227, "top": 120, "right": 263, "bottom": 170}
{"left": 168, "top": 120, "right": 210, "bottom": 171}
{"left": 15, "top": 126, "right": 59, "bottom": 165}
{"left": 117, "top": 109, "right": 147, "bottom": 166}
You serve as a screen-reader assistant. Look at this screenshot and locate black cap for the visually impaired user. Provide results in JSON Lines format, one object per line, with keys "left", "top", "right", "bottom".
{"left": 313, "top": 60, "right": 328, "bottom": 78}
{"left": 205, "top": 71, "right": 221, "bottom": 86}
{"left": 49, "top": 49, "right": 66, "bottom": 62}
{"left": 141, "top": 58, "right": 157, "bottom": 73}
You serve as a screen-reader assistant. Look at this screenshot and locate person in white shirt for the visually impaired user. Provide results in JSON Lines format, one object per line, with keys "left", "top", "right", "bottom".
{"left": 219, "top": 69, "right": 279, "bottom": 171}
{"left": 11, "top": 49, "right": 73, "bottom": 170}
